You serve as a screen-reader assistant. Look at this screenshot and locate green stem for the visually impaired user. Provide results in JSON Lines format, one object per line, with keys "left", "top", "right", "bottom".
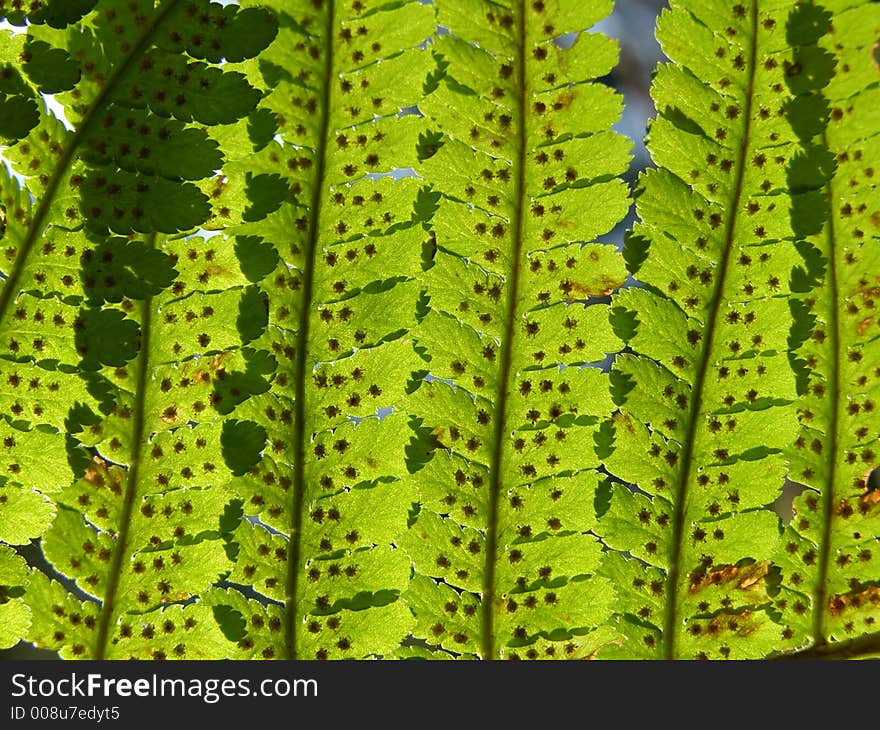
{"left": 774, "top": 631, "right": 880, "bottom": 660}
{"left": 94, "top": 233, "right": 157, "bottom": 659}
{"left": 810, "top": 130, "right": 843, "bottom": 646}
{"left": 661, "top": 2, "right": 759, "bottom": 659}
{"left": 480, "top": 0, "right": 528, "bottom": 661}
{"left": 285, "top": 0, "right": 335, "bottom": 661}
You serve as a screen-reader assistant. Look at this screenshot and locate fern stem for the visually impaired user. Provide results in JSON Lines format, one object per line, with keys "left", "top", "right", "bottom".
{"left": 810, "top": 130, "right": 843, "bottom": 647}
{"left": 94, "top": 233, "right": 158, "bottom": 659}
{"left": 0, "top": 0, "right": 181, "bottom": 328}
{"left": 661, "top": 1, "right": 760, "bottom": 659}
{"left": 480, "top": 0, "right": 529, "bottom": 662}
{"left": 774, "top": 630, "right": 880, "bottom": 659}
{"left": 284, "top": 0, "right": 335, "bottom": 661}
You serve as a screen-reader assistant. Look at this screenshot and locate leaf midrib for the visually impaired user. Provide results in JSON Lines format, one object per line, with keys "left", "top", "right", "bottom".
{"left": 480, "top": 0, "right": 528, "bottom": 661}
{"left": 661, "top": 2, "right": 760, "bottom": 660}
{"left": 94, "top": 233, "right": 157, "bottom": 659}
{"left": 810, "top": 128, "right": 843, "bottom": 646}
{"left": 284, "top": 0, "right": 335, "bottom": 661}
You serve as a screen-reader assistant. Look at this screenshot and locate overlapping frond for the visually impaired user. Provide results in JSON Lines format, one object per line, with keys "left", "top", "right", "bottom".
{"left": 0, "top": 0, "right": 277, "bottom": 658}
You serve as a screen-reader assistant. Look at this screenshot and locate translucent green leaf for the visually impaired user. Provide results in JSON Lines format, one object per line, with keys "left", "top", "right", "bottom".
{"left": 221, "top": 419, "right": 266, "bottom": 476}
{"left": 0, "top": 480, "right": 55, "bottom": 545}
{"left": 80, "top": 172, "right": 211, "bottom": 234}
{"left": 2, "top": 0, "right": 97, "bottom": 28}
{"left": 600, "top": 0, "right": 822, "bottom": 659}
{"left": 0, "top": 544, "right": 30, "bottom": 649}
{"left": 0, "top": 544, "right": 28, "bottom": 585}
{"left": 155, "top": 4, "right": 278, "bottom": 64}
{"left": 25, "top": 571, "right": 102, "bottom": 659}
{"left": 115, "top": 50, "right": 262, "bottom": 126}
{"left": 0, "top": 0, "right": 874, "bottom": 664}
{"left": 76, "top": 309, "right": 140, "bottom": 369}
{"left": 199, "top": 0, "right": 432, "bottom": 659}
{"left": 405, "top": 0, "right": 630, "bottom": 660}
{"left": 0, "top": 599, "right": 31, "bottom": 649}
{"left": 0, "top": 421, "right": 72, "bottom": 495}
{"left": 84, "top": 238, "right": 178, "bottom": 302}
{"left": 2, "top": 0, "right": 278, "bottom": 660}
{"left": 81, "top": 107, "right": 224, "bottom": 181}
{"left": 106, "top": 603, "right": 231, "bottom": 660}
{"left": 772, "top": 0, "right": 880, "bottom": 658}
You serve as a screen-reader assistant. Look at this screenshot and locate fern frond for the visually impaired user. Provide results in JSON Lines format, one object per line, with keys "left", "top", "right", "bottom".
{"left": 599, "top": 0, "right": 827, "bottom": 659}
{"left": 203, "top": 0, "right": 433, "bottom": 659}
{"left": 0, "top": 0, "right": 277, "bottom": 659}
{"left": 772, "top": 0, "right": 880, "bottom": 657}
{"left": 0, "top": 0, "right": 876, "bottom": 663}
{"left": 402, "top": 0, "right": 631, "bottom": 659}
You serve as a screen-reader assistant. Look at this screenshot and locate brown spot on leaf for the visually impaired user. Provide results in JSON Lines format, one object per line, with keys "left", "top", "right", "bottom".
{"left": 688, "top": 561, "right": 769, "bottom": 594}
{"left": 856, "top": 317, "right": 873, "bottom": 336}
{"left": 612, "top": 412, "right": 636, "bottom": 435}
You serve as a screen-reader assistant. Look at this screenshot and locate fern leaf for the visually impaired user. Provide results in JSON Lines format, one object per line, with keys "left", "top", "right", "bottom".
{"left": 1, "top": 0, "right": 875, "bottom": 663}
{"left": 403, "top": 0, "right": 631, "bottom": 659}
{"left": 0, "top": 544, "right": 30, "bottom": 649}
{"left": 773, "top": 0, "right": 880, "bottom": 657}
{"left": 26, "top": 568, "right": 229, "bottom": 659}
{"left": 204, "top": 0, "right": 433, "bottom": 659}
{"left": 0, "top": 31, "right": 68, "bottom": 143}
{"left": 600, "top": 0, "right": 826, "bottom": 659}
{"left": 0, "top": 0, "right": 277, "bottom": 659}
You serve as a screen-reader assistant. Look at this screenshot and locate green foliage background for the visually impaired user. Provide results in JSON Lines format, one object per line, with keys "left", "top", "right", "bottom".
{"left": 0, "top": 0, "right": 878, "bottom": 660}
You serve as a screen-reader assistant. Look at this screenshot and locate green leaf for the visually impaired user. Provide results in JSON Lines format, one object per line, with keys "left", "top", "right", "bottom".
{"left": 221, "top": 419, "right": 266, "bottom": 476}
{"left": 0, "top": 94, "right": 39, "bottom": 142}
{"left": 199, "top": 0, "right": 436, "bottom": 659}
{"left": 599, "top": 0, "right": 821, "bottom": 659}
{"left": 772, "top": 0, "right": 880, "bottom": 658}
{"left": 241, "top": 173, "right": 288, "bottom": 222}
{"left": 404, "top": 0, "right": 630, "bottom": 660}
{"left": 0, "top": 0, "right": 877, "bottom": 663}
{"left": 80, "top": 172, "right": 211, "bottom": 234}
{"left": 155, "top": 4, "right": 278, "bottom": 65}
{"left": 0, "top": 420, "right": 73, "bottom": 496}
{"left": 116, "top": 51, "right": 263, "bottom": 126}
{"left": 22, "top": 39, "right": 80, "bottom": 93}
{"left": 85, "top": 238, "right": 178, "bottom": 302}
{"left": 234, "top": 235, "right": 279, "bottom": 282}
{"left": 0, "top": 479, "right": 55, "bottom": 545}
{"left": 3, "top": 0, "right": 97, "bottom": 28}
{"left": 246, "top": 107, "right": 278, "bottom": 151}
{"left": 0, "top": 545, "right": 31, "bottom": 649}
{"left": 81, "top": 107, "right": 224, "bottom": 181}
{"left": 3, "top": 0, "right": 282, "bottom": 660}
{"left": 0, "top": 593, "right": 31, "bottom": 649}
